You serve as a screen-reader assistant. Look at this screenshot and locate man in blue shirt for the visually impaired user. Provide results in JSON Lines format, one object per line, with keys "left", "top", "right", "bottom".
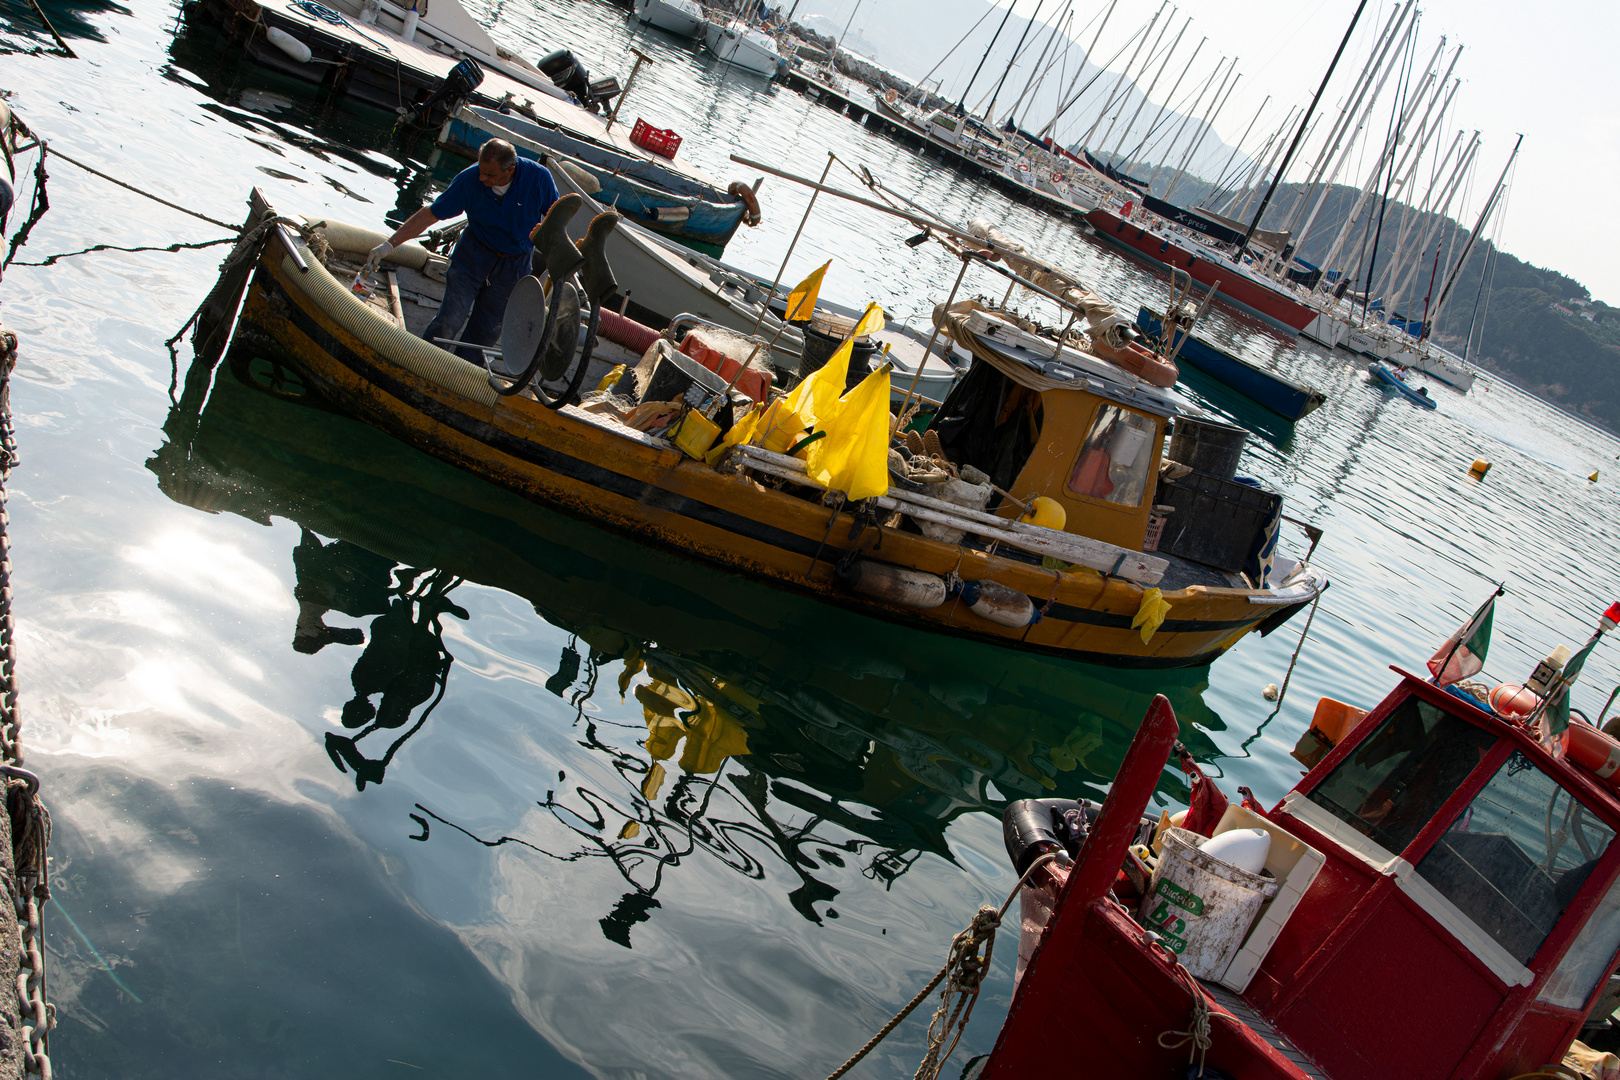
{"left": 368, "top": 139, "right": 559, "bottom": 362}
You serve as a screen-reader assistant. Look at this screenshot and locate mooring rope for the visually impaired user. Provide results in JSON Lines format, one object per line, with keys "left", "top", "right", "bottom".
{"left": 824, "top": 851, "right": 1060, "bottom": 1080}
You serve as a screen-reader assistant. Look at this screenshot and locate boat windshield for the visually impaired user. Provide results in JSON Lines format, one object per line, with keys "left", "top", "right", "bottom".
{"left": 1067, "top": 405, "right": 1155, "bottom": 507}
{"left": 1416, "top": 751, "right": 1614, "bottom": 966}
{"left": 1306, "top": 696, "right": 1496, "bottom": 856}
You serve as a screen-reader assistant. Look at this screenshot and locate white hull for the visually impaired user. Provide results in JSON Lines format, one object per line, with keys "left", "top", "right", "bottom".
{"left": 633, "top": 0, "right": 705, "bottom": 39}
{"left": 1301, "top": 311, "right": 1345, "bottom": 349}
{"left": 703, "top": 21, "right": 783, "bottom": 76}
{"left": 1407, "top": 350, "right": 1477, "bottom": 392}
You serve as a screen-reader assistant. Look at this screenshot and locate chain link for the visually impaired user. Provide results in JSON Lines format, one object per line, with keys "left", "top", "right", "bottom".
{"left": 0, "top": 327, "right": 52, "bottom": 1077}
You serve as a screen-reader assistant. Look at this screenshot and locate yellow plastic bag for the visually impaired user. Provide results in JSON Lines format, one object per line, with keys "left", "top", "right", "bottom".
{"left": 1131, "top": 587, "right": 1172, "bottom": 645}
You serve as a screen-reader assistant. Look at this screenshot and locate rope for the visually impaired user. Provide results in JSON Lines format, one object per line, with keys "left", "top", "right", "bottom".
{"left": 46, "top": 147, "right": 240, "bottom": 231}
{"left": 825, "top": 852, "right": 1060, "bottom": 1080}
{"left": 1157, "top": 964, "right": 1213, "bottom": 1077}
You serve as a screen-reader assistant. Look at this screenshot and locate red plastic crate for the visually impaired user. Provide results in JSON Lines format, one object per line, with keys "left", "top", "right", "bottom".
{"left": 630, "top": 118, "right": 682, "bottom": 160}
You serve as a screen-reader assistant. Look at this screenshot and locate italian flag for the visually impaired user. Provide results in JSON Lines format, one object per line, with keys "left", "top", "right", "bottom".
{"left": 1428, "top": 596, "right": 1496, "bottom": 687}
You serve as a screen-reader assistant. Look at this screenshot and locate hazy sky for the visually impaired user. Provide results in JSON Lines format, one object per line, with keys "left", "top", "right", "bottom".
{"left": 821, "top": 0, "right": 1619, "bottom": 303}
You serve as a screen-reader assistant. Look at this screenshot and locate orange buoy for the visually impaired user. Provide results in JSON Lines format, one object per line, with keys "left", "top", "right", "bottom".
{"left": 1088, "top": 336, "right": 1179, "bottom": 388}
{"left": 1563, "top": 722, "right": 1620, "bottom": 785}
{"left": 1488, "top": 683, "right": 1541, "bottom": 718}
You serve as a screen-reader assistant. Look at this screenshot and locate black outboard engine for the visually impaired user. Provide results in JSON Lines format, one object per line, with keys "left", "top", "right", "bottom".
{"left": 537, "top": 49, "right": 621, "bottom": 113}
{"left": 1003, "top": 798, "right": 1097, "bottom": 876}
{"left": 397, "top": 56, "right": 484, "bottom": 126}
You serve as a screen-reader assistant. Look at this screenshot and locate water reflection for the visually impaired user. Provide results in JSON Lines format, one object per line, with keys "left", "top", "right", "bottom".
{"left": 148, "top": 340, "right": 1226, "bottom": 950}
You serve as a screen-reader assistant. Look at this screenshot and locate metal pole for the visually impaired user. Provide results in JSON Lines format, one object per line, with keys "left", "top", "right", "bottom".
{"left": 606, "top": 50, "right": 651, "bottom": 132}
{"left": 895, "top": 253, "right": 973, "bottom": 416}
{"left": 958, "top": 0, "right": 1020, "bottom": 114}
{"left": 751, "top": 152, "right": 835, "bottom": 334}
{"left": 1231, "top": 0, "right": 1369, "bottom": 264}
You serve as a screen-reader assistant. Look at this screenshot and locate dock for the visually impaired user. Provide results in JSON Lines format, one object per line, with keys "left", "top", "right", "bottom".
{"left": 777, "top": 68, "right": 1087, "bottom": 222}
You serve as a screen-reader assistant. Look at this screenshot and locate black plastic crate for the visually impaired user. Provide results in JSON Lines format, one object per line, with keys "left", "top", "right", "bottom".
{"left": 1155, "top": 470, "right": 1283, "bottom": 573}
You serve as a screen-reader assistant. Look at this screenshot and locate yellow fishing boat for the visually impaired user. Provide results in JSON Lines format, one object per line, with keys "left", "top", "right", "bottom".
{"left": 206, "top": 187, "right": 1326, "bottom": 669}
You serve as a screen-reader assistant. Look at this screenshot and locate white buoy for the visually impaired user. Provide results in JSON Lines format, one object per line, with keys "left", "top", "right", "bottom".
{"left": 1199, "top": 828, "right": 1272, "bottom": 875}
{"left": 1262, "top": 683, "right": 1279, "bottom": 701}
{"left": 266, "top": 26, "right": 312, "bottom": 64}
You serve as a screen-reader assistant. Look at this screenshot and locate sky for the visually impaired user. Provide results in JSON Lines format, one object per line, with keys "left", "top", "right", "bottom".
{"left": 809, "top": 0, "right": 1620, "bottom": 304}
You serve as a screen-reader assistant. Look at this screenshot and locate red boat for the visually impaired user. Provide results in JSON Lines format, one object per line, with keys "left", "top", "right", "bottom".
{"left": 1086, "top": 206, "right": 1318, "bottom": 335}
{"left": 979, "top": 614, "right": 1620, "bottom": 1079}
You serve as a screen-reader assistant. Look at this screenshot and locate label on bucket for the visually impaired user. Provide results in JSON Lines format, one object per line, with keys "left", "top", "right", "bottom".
{"left": 1144, "top": 900, "right": 1189, "bottom": 954}
{"left": 1157, "top": 878, "right": 1206, "bottom": 916}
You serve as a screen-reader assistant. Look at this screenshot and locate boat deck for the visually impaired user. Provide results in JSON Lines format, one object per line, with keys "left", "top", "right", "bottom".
{"left": 1201, "top": 981, "right": 1328, "bottom": 1079}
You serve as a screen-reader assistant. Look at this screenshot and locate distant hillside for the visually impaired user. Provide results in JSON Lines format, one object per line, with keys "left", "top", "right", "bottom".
{"left": 1096, "top": 154, "right": 1620, "bottom": 431}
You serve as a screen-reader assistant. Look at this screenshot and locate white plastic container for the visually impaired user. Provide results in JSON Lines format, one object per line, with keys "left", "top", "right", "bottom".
{"left": 1140, "top": 827, "right": 1278, "bottom": 980}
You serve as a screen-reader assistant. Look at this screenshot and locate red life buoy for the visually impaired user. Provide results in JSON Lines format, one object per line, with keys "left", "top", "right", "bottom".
{"left": 1052, "top": 171, "right": 1064, "bottom": 183}
{"left": 1563, "top": 722, "right": 1620, "bottom": 785}
{"left": 1120, "top": 199, "right": 1135, "bottom": 217}
{"left": 727, "top": 181, "right": 762, "bottom": 227}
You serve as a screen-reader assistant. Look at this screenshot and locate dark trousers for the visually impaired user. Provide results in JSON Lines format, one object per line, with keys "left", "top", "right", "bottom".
{"left": 421, "top": 235, "right": 530, "bottom": 363}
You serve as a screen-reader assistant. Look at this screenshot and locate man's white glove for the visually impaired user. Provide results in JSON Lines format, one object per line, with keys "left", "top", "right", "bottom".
{"left": 361, "top": 239, "right": 394, "bottom": 276}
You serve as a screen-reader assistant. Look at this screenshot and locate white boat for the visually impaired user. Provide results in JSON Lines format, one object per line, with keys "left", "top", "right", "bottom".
{"left": 1404, "top": 345, "right": 1477, "bottom": 391}
{"left": 632, "top": 0, "right": 705, "bottom": 40}
{"left": 703, "top": 21, "right": 784, "bottom": 76}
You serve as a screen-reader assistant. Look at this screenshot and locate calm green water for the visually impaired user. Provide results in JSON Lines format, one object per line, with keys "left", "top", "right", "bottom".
{"left": 4, "top": 1, "right": 1620, "bottom": 1076}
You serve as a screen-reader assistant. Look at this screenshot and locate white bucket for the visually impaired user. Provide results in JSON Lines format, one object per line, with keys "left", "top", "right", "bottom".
{"left": 1140, "top": 827, "right": 1278, "bottom": 980}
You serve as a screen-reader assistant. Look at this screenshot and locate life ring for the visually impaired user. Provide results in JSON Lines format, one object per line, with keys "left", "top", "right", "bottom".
{"left": 1088, "top": 335, "right": 1179, "bottom": 388}
{"left": 1051, "top": 171, "right": 1064, "bottom": 183}
{"left": 1120, "top": 199, "right": 1135, "bottom": 217}
{"left": 727, "top": 181, "right": 762, "bottom": 227}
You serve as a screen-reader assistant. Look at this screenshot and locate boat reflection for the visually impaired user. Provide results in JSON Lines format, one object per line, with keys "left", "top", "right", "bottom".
{"left": 149, "top": 342, "right": 1229, "bottom": 941}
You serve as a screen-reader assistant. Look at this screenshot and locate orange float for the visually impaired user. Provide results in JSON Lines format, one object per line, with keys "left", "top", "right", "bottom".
{"left": 1563, "top": 721, "right": 1620, "bottom": 785}
{"left": 1088, "top": 335, "right": 1179, "bottom": 388}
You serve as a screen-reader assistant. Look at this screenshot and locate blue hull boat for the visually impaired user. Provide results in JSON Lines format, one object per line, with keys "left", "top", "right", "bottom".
{"left": 1367, "top": 362, "right": 1438, "bottom": 409}
{"left": 1136, "top": 309, "right": 1326, "bottom": 421}
{"left": 444, "top": 106, "right": 751, "bottom": 257}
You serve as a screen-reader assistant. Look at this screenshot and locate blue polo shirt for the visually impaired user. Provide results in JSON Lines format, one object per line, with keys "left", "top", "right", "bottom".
{"left": 430, "top": 156, "right": 559, "bottom": 256}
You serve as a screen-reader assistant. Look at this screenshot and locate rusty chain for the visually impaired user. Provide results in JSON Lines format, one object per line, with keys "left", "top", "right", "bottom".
{"left": 0, "top": 324, "right": 52, "bottom": 1077}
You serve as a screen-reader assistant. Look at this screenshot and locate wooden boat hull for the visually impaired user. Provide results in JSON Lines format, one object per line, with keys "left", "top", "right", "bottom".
{"left": 1085, "top": 208, "right": 1316, "bottom": 335}
{"left": 237, "top": 228, "right": 1321, "bottom": 669}
{"left": 1137, "top": 309, "right": 1325, "bottom": 421}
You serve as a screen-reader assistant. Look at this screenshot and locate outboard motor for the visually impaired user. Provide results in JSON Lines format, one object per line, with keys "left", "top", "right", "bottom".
{"left": 396, "top": 56, "right": 484, "bottom": 126}
{"left": 537, "top": 49, "right": 619, "bottom": 113}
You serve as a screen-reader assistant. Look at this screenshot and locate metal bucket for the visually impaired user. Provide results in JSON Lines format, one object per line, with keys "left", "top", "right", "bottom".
{"left": 1140, "top": 827, "right": 1278, "bottom": 980}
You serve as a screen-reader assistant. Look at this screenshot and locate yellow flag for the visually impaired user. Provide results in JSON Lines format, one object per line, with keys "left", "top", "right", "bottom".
{"left": 783, "top": 335, "right": 853, "bottom": 431}
{"left": 784, "top": 260, "right": 832, "bottom": 323}
{"left": 850, "top": 301, "right": 885, "bottom": 340}
{"left": 807, "top": 363, "right": 892, "bottom": 500}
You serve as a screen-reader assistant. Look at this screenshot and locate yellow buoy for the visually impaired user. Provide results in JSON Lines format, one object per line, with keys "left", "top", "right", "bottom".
{"left": 1019, "top": 496, "right": 1067, "bottom": 531}
{"left": 1591, "top": 470, "right": 1601, "bottom": 483}
{"left": 1468, "top": 458, "right": 1491, "bottom": 479}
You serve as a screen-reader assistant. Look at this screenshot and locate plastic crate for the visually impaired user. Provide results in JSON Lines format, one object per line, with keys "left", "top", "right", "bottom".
{"left": 630, "top": 118, "right": 682, "bottom": 159}
{"left": 1155, "top": 470, "right": 1282, "bottom": 573}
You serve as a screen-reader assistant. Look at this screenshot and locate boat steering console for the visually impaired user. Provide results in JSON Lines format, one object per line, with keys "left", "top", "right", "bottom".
{"left": 492, "top": 192, "right": 621, "bottom": 410}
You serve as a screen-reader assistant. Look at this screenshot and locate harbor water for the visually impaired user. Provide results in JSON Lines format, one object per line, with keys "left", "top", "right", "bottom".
{"left": 3, "top": 0, "right": 1620, "bottom": 1075}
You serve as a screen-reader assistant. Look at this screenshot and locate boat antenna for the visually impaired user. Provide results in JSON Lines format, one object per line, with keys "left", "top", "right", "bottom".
{"left": 957, "top": 0, "right": 1019, "bottom": 115}
{"left": 1230, "top": 0, "right": 1369, "bottom": 265}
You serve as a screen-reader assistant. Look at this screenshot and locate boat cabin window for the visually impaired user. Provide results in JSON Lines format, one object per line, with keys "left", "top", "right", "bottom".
{"left": 1065, "top": 405, "right": 1157, "bottom": 508}
{"left": 1416, "top": 752, "right": 1614, "bottom": 966}
{"left": 1540, "top": 872, "right": 1620, "bottom": 1009}
{"left": 1307, "top": 696, "right": 1496, "bottom": 856}
{"left": 931, "top": 114, "right": 960, "bottom": 133}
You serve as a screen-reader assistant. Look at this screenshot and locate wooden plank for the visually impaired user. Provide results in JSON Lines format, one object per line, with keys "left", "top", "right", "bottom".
{"left": 384, "top": 269, "right": 407, "bottom": 330}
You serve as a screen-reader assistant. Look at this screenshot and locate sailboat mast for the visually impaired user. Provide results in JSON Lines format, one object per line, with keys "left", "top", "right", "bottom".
{"left": 1199, "top": 93, "right": 1267, "bottom": 208}
{"left": 1109, "top": 14, "right": 1189, "bottom": 161}
{"left": 1425, "top": 133, "right": 1522, "bottom": 336}
{"left": 1006, "top": 0, "right": 1073, "bottom": 127}
{"left": 1164, "top": 60, "right": 1238, "bottom": 201}
{"left": 958, "top": 0, "right": 1021, "bottom": 114}
{"left": 983, "top": 0, "right": 1048, "bottom": 124}
{"left": 1038, "top": 0, "right": 1121, "bottom": 140}
{"left": 1231, "top": 0, "right": 1370, "bottom": 265}
{"left": 1082, "top": 2, "right": 1166, "bottom": 150}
